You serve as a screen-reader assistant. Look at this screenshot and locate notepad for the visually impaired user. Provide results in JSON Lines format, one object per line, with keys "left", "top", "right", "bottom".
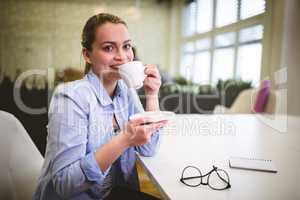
{"left": 229, "top": 157, "right": 277, "bottom": 173}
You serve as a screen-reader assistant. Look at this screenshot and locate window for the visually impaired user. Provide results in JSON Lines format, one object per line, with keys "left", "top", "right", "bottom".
{"left": 194, "top": 52, "right": 211, "bottom": 84}
{"left": 216, "top": 0, "right": 237, "bottom": 27}
{"left": 182, "top": 1, "right": 197, "bottom": 37}
{"left": 180, "top": 0, "right": 266, "bottom": 86}
{"left": 240, "top": 0, "right": 265, "bottom": 19}
{"left": 212, "top": 48, "right": 235, "bottom": 83}
{"left": 196, "top": 0, "right": 213, "bottom": 33}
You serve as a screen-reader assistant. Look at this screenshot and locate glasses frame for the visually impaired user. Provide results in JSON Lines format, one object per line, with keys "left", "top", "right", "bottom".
{"left": 180, "top": 165, "right": 231, "bottom": 190}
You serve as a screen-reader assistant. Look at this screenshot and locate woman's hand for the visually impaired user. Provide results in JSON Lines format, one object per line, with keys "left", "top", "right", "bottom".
{"left": 122, "top": 117, "right": 167, "bottom": 147}
{"left": 143, "top": 64, "right": 162, "bottom": 96}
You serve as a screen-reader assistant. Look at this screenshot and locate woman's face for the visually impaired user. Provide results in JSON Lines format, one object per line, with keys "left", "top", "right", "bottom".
{"left": 84, "top": 22, "right": 134, "bottom": 80}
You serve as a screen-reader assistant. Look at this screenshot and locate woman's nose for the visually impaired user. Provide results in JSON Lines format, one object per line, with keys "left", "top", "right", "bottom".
{"left": 114, "top": 49, "right": 127, "bottom": 61}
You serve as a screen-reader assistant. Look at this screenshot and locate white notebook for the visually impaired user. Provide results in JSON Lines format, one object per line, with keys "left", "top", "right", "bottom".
{"left": 229, "top": 157, "right": 277, "bottom": 173}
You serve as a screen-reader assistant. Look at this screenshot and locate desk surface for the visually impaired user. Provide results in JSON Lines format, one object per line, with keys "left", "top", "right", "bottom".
{"left": 138, "top": 114, "right": 300, "bottom": 200}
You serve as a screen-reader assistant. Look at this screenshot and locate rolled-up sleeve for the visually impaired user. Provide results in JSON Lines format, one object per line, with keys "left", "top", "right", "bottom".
{"left": 80, "top": 151, "right": 111, "bottom": 182}
{"left": 48, "top": 86, "right": 110, "bottom": 199}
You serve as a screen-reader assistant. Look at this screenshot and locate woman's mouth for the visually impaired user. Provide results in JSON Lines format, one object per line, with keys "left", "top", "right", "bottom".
{"left": 110, "top": 64, "right": 122, "bottom": 70}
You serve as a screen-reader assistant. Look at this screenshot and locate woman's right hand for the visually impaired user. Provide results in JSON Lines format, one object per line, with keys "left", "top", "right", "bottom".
{"left": 122, "top": 117, "right": 167, "bottom": 147}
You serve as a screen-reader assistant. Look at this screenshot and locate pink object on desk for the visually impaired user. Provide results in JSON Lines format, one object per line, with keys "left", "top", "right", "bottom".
{"left": 254, "top": 80, "right": 271, "bottom": 113}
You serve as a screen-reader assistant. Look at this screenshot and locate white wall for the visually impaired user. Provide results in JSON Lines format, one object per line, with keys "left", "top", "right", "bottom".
{"left": 281, "top": 0, "right": 300, "bottom": 115}
{"left": 262, "top": 0, "right": 300, "bottom": 116}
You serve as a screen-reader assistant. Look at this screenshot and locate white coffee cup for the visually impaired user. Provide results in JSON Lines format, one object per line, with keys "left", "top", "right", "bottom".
{"left": 118, "top": 61, "right": 146, "bottom": 89}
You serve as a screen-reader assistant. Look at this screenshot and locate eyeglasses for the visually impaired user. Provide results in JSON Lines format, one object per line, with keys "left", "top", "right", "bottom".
{"left": 180, "top": 165, "right": 231, "bottom": 190}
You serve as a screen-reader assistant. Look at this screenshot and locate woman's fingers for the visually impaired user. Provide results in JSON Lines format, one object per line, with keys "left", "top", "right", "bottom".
{"left": 130, "top": 117, "right": 146, "bottom": 125}
{"left": 144, "top": 65, "right": 160, "bottom": 78}
{"left": 144, "top": 76, "right": 161, "bottom": 84}
{"left": 143, "top": 77, "right": 161, "bottom": 90}
{"left": 125, "top": 119, "right": 168, "bottom": 146}
{"left": 140, "top": 120, "right": 167, "bottom": 133}
{"left": 143, "top": 64, "right": 162, "bottom": 96}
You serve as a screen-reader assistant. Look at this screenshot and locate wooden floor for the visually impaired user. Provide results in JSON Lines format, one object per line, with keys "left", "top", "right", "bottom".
{"left": 136, "top": 161, "right": 163, "bottom": 199}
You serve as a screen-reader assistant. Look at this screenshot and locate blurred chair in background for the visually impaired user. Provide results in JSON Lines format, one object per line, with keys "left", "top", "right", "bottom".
{"left": 0, "top": 110, "right": 43, "bottom": 200}
{"left": 214, "top": 80, "right": 276, "bottom": 114}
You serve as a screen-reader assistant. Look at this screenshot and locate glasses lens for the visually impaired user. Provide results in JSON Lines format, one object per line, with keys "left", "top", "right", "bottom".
{"left": 181, "top": 166, "right": 202, "bottom": 187}
{"left": 208, "top": 169, "right": 230, "bottom": 190}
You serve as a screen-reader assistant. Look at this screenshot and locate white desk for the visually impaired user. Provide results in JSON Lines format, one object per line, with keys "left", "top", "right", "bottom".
{"left": 138, "top": 114, "right": 300, "bottom": 200}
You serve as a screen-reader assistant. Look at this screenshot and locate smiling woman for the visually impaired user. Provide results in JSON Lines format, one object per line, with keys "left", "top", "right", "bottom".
{"left": 81, "top": 14, "right": 134, "bottom": 97}
{"left": 81, "top": 14, "right": 131, "bottom": 75}
{"left": 33, "top": 13, "right": 164, "bottom": 200}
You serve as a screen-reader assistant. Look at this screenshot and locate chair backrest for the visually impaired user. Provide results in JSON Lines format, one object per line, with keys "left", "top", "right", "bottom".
{"left": 213, "top": 88, "right": 277, "bottom": 114}
{"left": 227, "top": 89, "right": 257, "bottom": 113}
{"left": 0, "top": 110, "right": 44, "bottom": 200}
{"left": 227, "top": 88, "right": 277, "bottom": 114}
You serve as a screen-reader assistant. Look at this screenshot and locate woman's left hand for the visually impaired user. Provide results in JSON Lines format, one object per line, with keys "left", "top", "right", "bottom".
{"left": 143, "top": 64, "right": 161, "bottom": 96}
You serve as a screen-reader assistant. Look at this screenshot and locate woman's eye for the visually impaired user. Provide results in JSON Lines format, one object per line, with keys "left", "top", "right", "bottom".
{"left": 124, "top": 44, "right": 132, "bottom": 50}
{"left": 103, "top": 46, "right": 113, "bottom": 52}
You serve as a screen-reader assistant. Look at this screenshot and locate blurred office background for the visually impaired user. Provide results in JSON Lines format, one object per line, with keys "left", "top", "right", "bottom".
{"left": 1, "top": 0, "right": 299, "bottom": 152}
{"left": 0, "top": 0, "right": 299, "bottom": 198}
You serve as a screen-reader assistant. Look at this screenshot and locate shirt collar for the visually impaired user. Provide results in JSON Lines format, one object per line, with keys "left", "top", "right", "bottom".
{"left": 86, "top": 71, "right": 127, "bottom": 106}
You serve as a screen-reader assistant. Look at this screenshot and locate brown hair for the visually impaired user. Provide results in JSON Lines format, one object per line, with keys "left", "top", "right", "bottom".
{"left": 81, "top": 13, "right": 127, "bottom": 74}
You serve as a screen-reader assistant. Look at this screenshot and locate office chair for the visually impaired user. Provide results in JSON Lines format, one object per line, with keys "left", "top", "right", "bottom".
{"left": 0, "top": 110, "right": 43, "bottom": 200}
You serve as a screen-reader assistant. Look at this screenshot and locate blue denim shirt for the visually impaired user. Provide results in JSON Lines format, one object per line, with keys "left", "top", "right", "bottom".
{"left": 33, "top": 72, "right": 160, "bottom": 200}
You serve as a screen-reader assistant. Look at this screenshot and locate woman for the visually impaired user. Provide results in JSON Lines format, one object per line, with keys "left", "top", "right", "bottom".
{"left": 34, "top": 13, "right": 166, "bottom": 200}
